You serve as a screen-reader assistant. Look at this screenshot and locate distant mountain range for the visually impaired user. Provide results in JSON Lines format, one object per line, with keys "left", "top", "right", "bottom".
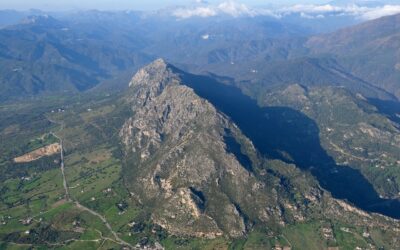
{"left": 0, "top": 10, "right": 398, "bottom": 102}
{"left": 0, "top": 13, "right": 151, "bottom": 101}
{"left": 155, "top": 13, "right": 399, "bottom": 100}
{"left": 307, "top": 13, "right": 400, "bottom": 98}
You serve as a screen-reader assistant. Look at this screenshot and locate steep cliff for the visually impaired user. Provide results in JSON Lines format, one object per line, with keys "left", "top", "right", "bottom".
{"left": 119, "top": 59, "right": 400, "bottom": 241}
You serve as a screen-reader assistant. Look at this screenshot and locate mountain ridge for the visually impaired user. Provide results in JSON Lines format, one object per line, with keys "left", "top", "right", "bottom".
{"left": 118, "top": 59, "right": 400, "bottom": 239}
{"left": 306, "top": 13, "right": 400, "bottom": 98}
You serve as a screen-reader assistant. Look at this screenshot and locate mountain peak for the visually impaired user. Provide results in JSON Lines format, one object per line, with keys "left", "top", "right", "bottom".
{"left": 129, "top": 58, "right": 176, "bottom": 86}
{"left": 128, "top": 59, "right": 181, "bottom": 105}
{"left": 20, "top": 15, "right": 62, "bottom": 27}
{"left": 151, "top": 58, "right": 169, "bottom": 68}
{"left": 121, "top": 62, "right": 267, "bottom": 237}
{"left": 139, "top": 58, "right": 170, "bottom": 73}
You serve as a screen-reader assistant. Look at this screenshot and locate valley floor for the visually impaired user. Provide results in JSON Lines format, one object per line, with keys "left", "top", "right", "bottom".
{"left": 0, "top": 93, "right": 398, "bottom": 250}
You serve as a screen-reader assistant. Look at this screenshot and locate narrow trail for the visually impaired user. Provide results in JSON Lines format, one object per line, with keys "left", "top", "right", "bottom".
{"left": 47, "top": 116, "right": 134, "bottom": 249}
{"left": 74, "top": 202, "right": 132, "bottom": 247}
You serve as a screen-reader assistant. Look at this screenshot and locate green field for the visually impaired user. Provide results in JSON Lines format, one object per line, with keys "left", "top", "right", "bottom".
{"left": 0, "top": 93, "right": 399, "bottom": 249}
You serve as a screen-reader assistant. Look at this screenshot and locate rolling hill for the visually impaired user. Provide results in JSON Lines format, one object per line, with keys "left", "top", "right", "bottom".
{"left": 0, "top": 15, "right": 151, "bottom": 101}
{"left": 307, "top": 13, "right": 400, "bottom": 98}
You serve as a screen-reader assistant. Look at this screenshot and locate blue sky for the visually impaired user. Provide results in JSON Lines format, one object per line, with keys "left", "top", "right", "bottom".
{"left": 0, "top": 0, "right": 329, "bottom": 11}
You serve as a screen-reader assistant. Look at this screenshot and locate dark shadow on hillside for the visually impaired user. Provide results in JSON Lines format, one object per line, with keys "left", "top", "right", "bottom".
{"left": 368, "top": 98, "right": 400, "bottom": 126}
{"left": 224, "top": 128, "right": 253, "bottom": 172}
{"left": 177, "top": 69, "right": 400, "bottom": 219}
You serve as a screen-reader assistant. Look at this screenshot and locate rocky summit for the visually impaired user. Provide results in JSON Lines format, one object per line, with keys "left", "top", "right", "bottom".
{"left": 118, "top": 59, "right": 400, "bottom": 240}
{"left": 120, "top": 58, "right": 262, "bottom": 238}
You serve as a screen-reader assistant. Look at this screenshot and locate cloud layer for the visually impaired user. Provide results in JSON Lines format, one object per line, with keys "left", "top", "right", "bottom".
{"left": 173, "top": 1, "right": 256, "bottom": 18}
{"left": 172, "top": 1, "right": 400, "bottom": 20}
{"left": 361, "top": 5, "right": 400, "bottom": 19}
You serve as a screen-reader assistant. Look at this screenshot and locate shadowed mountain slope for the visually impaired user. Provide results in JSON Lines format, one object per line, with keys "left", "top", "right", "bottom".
{"left": 176, "top": 66, "right": 400, "bottom": 219}
{"left": 118, "top": 60, "right": 400, "bottom": 241}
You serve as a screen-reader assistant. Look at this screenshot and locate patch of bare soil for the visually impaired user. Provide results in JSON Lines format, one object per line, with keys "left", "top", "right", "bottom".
{"left": 14, "top": 143, "right": 61, "bottom": 163}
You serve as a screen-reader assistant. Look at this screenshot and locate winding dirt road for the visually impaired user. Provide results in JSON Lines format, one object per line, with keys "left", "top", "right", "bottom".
{"left": 48, "top": 117, "right": 133, "bottom": 249}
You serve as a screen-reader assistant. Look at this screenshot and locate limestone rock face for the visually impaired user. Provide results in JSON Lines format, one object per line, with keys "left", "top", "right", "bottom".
{"left": 120, "top": 59, "right": 280, "bottom": 237}
{"left": 119, "top": 59, "right": 400, "bottom": 239}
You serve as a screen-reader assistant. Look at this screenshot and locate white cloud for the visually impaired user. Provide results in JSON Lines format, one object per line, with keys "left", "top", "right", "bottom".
{"left": 217, "top": 1, "right": 252, "bottom": 17}
{"left": 172, "top": 1, "right": 400, "bottom": 20}
{"left": 173, "top": 6, "right": 217, "bottom": 18}
{"left": 195, "top": 0, "right": 208, "bottom": 4}
{"left": 361, "top": 5, "right": 400, "bottom": 19}
{"left": 279, "top": 4, "right": 370, "bottom": 16}
{"left": 281, "top": 4, "right": 342, "bottom": 14}
{"left": 173, "top": 1, "right": 253, "bottom": 19}
{"left": 201, "top": 34, "right": 210, "bottom": 40}
{"left": 300, "top": 12, "right": 325, "bottom": 19}
{"left": 279, "top": 3, "right": 400, "bottom": 20}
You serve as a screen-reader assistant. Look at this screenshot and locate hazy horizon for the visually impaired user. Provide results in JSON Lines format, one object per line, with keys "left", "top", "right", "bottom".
{"left": 0, "top": 0, "right": 332, "bottom": 11}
